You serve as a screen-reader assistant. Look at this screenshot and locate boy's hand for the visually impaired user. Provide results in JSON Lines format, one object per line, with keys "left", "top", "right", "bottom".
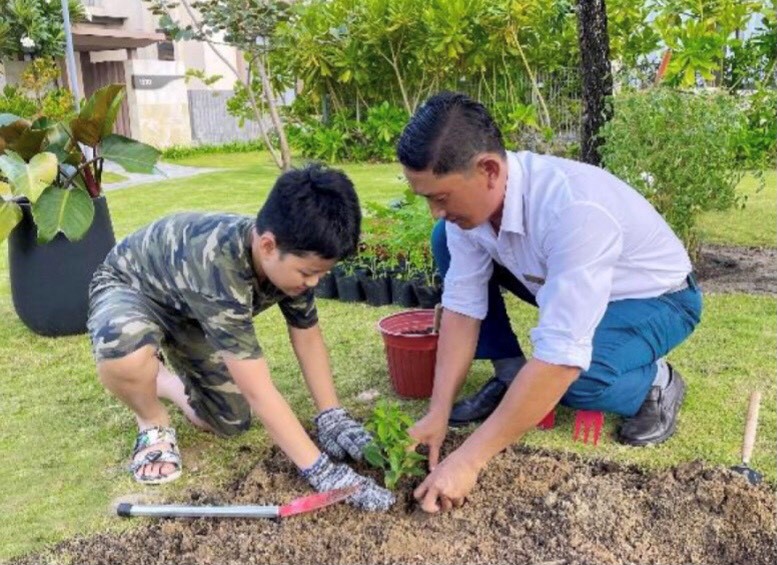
{"left": 314, "top": 407, "right": 372, "bottom": 461}
{"left": 302, "top": 453, "right": 395, "bottom": 512}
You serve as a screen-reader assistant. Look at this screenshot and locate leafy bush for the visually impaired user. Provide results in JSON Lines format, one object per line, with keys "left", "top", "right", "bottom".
{"left": 363, "top": 400, "right": 427, "bottom": 490}
{"left": 0, "top": 85, "right": 37, "bottom": 118}
{"left": 739, "top": 88, "right": 777, "bottom": 169}
{"left": 286, "top": 103, "right": 407, "bottom": 163}
{"left": 600, "top": 89, "right": 749, "bottom": 257}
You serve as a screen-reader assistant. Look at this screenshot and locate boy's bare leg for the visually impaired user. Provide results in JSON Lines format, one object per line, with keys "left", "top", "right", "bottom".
{"left": 98, "top": 345, "right": 175, "bottom": 479}
{"left": 155, "top": 364, "right": 213, "bottom": 432}
{"left": 97, "top": 345, "right": 212, "bottom": 480}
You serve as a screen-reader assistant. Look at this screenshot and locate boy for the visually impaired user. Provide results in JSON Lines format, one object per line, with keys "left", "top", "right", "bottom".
{"left": 88, "top": 164, "right": 394, "bottom": 511}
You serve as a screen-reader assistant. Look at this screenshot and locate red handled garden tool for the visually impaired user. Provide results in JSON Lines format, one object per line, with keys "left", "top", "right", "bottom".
{"left": 536, "top": 407, "right": 605, "bottom": 446}
{"left": 116, "top": 485, "right": 359, "bottom": 519}
{"left": 731, "top": 391, "right": 763, "bottom": 485}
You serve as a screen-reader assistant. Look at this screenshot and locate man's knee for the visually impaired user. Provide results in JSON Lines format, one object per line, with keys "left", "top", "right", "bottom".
{"left": 431, "top": 219, "right": 448, "bottom": 267}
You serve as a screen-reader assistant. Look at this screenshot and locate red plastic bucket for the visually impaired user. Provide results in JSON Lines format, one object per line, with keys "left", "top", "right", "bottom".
{"left": 377, "top": 309, "right": 438, "bottom": 398}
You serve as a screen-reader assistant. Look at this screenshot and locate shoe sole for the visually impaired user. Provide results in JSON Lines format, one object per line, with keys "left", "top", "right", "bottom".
{"left": 618, "top": 377, "right": 687, "bottom": 447}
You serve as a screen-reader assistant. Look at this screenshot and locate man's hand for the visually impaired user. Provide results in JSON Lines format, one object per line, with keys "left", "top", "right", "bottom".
{"left": 408, "top": 410, "right": 449, "bottom": 470}
{"left": 302, "top": 453, "right": 395, "bottom": 512}
{"left": 314, "top": 407, "right": 372, "bottom": 461}
{"left": 413, "top": 450, "right": 480, "bottom": 513}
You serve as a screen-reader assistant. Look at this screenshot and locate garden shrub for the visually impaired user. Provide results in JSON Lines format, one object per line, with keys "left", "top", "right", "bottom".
{"left": 600, "top": 89, "right": 749, "bottom": 257}
{"left": 286, "top": 102, "right": 407, "bottom": 163}
{"left": 739, "top": 87, "right": 777, "bottom": 169}
{"left": 0, "top": 85, "right": 37, "bottom": 118}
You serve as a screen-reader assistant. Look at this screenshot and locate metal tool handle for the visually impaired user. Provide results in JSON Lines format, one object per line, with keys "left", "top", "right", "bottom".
{"left": 117, "top": 503, "right": 279, "bottom": 519}
{"left": 741, "top": 390, "right": 761, "bottom": 465}
{"left": 433, "top": 303, "right": 443, "bottom": 334}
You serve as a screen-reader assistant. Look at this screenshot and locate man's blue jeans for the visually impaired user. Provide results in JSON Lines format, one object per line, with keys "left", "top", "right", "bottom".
{"left": 432, "top": 220, "right": 703, "bottom": 417}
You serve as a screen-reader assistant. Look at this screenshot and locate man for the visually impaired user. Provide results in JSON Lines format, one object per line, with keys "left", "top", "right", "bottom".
{"left": 397, "top": 92, "right": 702, "bottom": 513}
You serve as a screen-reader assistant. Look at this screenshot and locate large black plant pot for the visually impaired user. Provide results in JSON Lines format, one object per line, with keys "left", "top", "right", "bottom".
{"left": 9, "top": 196, "right": 116, "bottom": 336}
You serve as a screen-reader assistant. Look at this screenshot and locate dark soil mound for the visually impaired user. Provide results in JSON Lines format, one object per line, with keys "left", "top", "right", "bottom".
{"left": 14, "top": 438, "right": 776, "bottom": 565}
{"left": 696, "top": 244, "right": 777, "bottom": 295}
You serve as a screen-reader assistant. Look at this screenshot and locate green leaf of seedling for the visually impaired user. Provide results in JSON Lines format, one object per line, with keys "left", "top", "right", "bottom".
{"left": 32, "top": 186, "right": 94, "bottom": 243}
{"left": 0, "top": 200, "right": 23, "bottom": 243}
{"left": 0, "top": 151, "right": 58, "bottom": 202}
{"left": 363, "top": 442, "right": 387, "bottom": 469}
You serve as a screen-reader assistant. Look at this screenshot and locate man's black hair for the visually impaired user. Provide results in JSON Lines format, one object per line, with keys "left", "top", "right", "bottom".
{"left": 396, "top": 91, "right": 506, "bottom": 174}
{"left": 256, "top": 163, "right": 361, "bottom": 259}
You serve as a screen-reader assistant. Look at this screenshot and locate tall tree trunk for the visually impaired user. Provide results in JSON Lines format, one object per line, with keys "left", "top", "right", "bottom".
{"left": 577, "top": 0, "right": 613, "bottom": 167}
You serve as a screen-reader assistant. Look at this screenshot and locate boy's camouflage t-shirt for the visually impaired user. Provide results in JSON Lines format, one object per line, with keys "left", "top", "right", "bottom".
{"left": 101, "top": 212, "right": 318, "bottom": 359}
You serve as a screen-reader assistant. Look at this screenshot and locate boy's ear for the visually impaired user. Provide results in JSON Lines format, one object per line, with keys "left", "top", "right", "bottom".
{"left": 255, "top": 230, "right": 278, "bottom": 256}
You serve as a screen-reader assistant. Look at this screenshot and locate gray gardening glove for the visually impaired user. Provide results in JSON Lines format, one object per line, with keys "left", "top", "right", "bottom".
{"left": 301, "top": 453, "right": 395, "bottom": 512}
{"left": 314, "top": 407, "right": 372, "bottom": 461}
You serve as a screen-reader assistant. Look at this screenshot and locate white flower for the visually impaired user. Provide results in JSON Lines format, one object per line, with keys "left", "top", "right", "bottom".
{"left": 20, "top": 36, "right": 35, "bottom": 49}
{"left": 639, "top": 171, "right": 655, "bottom": 187}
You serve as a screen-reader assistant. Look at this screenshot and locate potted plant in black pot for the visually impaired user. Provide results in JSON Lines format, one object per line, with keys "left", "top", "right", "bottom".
{"left": 358, "top": 212, "right": 393, "bottom": 307}
{"left": 334, "top": 258, "right": 365, "bottom": 302}
{"left": 390, "top": 190, "right": 440, "bottom": 308}
{"left": 0, "top": 84, "right": 161, "bottom": 336}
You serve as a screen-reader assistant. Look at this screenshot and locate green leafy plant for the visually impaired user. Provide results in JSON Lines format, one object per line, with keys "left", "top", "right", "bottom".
{"left": 0, "top": 0, "right": 88, "bottom": 59}
{"left": 0, "top": 84, "right": 160, "bottom": 244}
{"left": 0, "top": 85, "right": 37, "bottom": 119}
{"left": 600, "top": 88, "right": 750, "bottom": 258}
{"left": 363, "top": 400, "right": 427, "bottom": 490}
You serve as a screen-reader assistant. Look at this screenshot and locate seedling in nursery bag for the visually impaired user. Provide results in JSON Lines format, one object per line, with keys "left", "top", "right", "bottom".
{"left": 363, "top": 400, "right": 427, "bottom": 489}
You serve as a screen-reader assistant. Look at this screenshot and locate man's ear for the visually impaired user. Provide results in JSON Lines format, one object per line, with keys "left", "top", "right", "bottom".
{"left": 475, "top": 154, "right": 503, "bottom": 190}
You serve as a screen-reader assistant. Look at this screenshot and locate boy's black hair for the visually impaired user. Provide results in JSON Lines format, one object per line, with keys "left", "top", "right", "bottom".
{"left": 256, "top": 163, "right": 361, "bottom": 259}
{"left": 396, "top": 91, "right": 506, "bottom": 174}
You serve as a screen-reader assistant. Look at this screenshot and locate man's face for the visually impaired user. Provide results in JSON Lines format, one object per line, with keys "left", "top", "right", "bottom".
{"left": 252, "top": 231, "right": 336, "bottom": 296}
{"left": 402, "top": 154, "right": 506, "bottom": 230}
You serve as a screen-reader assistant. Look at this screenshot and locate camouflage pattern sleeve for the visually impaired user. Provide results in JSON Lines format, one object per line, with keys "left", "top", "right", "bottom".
{"left": 278, "top": 289, "right": 319, "bottom": 329}
{"left": 186, "top": 292, "right": 263, "bottom": 360}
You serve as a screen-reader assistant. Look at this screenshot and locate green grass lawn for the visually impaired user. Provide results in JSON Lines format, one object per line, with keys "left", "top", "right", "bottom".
{"left": 697, "top": 169, "right": 776, "bottom": 247}
{"left": 1, "top": 152, "right": 774, "bottom": 560}
{"left": 101, "top": 171, "right": 129, "bottom": 185}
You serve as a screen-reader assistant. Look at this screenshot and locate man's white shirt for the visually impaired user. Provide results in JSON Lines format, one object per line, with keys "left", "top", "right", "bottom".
{"left": 442, "top": 151, "right": 692, "bottom": 371}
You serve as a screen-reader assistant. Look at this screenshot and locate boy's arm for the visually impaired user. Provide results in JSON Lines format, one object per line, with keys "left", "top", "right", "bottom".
{"left": 288, "top": 322, "right": 372, "bottom": 462}
{"left": 223, "top": 355, "right": 320, "bottom": 469}
{"left": 223, "top": 354, "right": 395, "bottom": 511}
{"left": 287, "top": 323, "right": 339, "bottom": 412}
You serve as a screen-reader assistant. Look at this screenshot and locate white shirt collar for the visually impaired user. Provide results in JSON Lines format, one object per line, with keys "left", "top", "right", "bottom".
{"left": 497, "top": 151, "right": 525, "bottom": 235}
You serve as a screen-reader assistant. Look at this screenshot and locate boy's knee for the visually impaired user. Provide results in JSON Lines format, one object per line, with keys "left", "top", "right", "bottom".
{"left": 96, "top": 345, "right": 158, "bottom": 385}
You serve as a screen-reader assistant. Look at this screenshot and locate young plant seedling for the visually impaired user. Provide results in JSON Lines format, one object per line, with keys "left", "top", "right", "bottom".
{"left": 363, "top": 400, "right": 427, "bottom": 490}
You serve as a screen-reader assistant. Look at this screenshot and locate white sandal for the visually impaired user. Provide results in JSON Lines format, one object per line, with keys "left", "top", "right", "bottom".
{"left": 129, "top": 426, "right": 182, "bottom": 485}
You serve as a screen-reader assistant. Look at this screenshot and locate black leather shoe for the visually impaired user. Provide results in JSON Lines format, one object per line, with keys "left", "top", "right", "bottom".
{"left": 618, "top": 365, "right": 686, "bottom": 446}
{"left": 449, "top": 376, "right": 508, "bottom": 427}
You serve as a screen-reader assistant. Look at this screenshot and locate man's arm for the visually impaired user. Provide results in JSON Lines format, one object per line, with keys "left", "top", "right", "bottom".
{"left": 288, "top": 323, "right": 339, "bottom": 412}
{"left": 224, "top": 355, "right": 320, "bottom": 469}
{"left": 414, "top": 359, "right": 579, "bottom": 512}
{"left": 408, "top": 308, "right": 480, "bottom": 468}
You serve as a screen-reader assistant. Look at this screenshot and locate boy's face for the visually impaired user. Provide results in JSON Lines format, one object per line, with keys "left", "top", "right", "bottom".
{"left": 403, "top": 153, "right": 507, "bottom": 230}
{"left": 252, "top": 230, "right": 336, "bottom": 296}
